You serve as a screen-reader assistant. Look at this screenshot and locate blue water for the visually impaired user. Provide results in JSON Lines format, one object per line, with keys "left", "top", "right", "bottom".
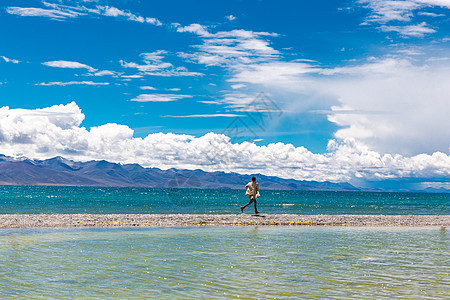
{"left": 0, "top": 227, "right": 448, "bottom": 299}
{"left": 0, "top": 185, "right": 448, "bottom": 214}
{"left": 1, "top": 186, "right": 448, "bottom": 299}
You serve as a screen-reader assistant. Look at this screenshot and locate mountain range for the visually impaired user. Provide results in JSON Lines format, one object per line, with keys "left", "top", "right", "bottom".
{"left": 0, "top": 154, "right": 358, "bottom": 191}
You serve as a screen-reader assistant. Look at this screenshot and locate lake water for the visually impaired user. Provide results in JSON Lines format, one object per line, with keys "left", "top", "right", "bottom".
{"left": 0, "top": 226, "right": 448, "bottom": 299}
{"left": 0, "top": 185, "right": 448, "bottom": 215}
{"left": 0, "top": 186, "right": 448, "bottom": 298}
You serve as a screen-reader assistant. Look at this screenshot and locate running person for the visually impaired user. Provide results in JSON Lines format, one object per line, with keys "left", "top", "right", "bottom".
{"left": 240, "top": 176, "right": 260, "bottom": 214}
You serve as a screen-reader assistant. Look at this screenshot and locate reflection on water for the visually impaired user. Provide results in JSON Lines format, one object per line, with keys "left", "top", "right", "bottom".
{"left": 0, "top": 227, "right": 448, "bottom": 299}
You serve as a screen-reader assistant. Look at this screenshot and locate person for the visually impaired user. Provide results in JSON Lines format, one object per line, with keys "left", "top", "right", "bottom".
{"left": 240, "top": 176, "right": 260, "bottom": 214}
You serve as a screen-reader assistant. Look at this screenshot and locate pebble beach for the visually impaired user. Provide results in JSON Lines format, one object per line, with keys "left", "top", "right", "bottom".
{"left": 0, "top": 214, "right": 448, "bottom": 228}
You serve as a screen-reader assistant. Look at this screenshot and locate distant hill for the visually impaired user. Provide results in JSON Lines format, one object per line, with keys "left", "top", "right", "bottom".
{"left": 0, "top": 154, "right": 359, "bottom": 191}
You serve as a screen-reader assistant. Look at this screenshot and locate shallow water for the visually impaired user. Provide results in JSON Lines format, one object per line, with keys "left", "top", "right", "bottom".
{"left": 0, "top": 186, "right": 448, "bottom": 214}
{"left": 0, "top": 227, "right": 448, "bottom": 299}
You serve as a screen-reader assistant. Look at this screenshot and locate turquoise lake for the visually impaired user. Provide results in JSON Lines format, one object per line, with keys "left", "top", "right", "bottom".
{"left": 0, "top": 186, "right": 448, "bottom": 299}
{"left": 0, "top": 186, "right": 448, "bottom": 214}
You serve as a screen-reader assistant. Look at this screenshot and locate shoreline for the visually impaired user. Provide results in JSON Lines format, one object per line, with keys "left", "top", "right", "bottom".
{"left": 0, "top": 214, "right": 448, "bottom": 228}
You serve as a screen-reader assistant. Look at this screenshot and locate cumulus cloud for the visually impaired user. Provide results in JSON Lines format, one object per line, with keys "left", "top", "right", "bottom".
{"left": 174, "top": 16, "right": 448, "bottom": 156}
{"left": 130, "top": 94, "right": 193, "bottom": 102}
{"left": 42, "top": 60, "right": 97, "bottom": 72}
{"left": 0, "top": 103, "right": 448, "bottom": 186}
{"left": 225, "top": 56, "right": 450, "bottom": 156}
{"left": 321, "top": 59, "right": 450, "bottom": 155}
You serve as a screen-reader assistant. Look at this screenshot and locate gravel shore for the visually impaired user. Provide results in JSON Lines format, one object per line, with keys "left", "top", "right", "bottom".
{"left": 0, "top": 214, "right": 448, "bottom": 228}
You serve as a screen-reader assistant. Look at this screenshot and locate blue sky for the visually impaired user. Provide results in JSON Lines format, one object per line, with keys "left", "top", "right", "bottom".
{"left": 1, "top": 0, "right": 449, "bottom": 189}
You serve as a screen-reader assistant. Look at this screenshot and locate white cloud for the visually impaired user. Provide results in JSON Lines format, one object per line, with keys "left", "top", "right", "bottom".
{"left": 163, "top": 114, "right": 244, "bottom": 118}
{"left": 145, "top": 17, "right": 162, "bottom": 26}
{"left": 166, "top": 88, "right": 181, "bottom": 91}
{"left": 120, "top": 60, "right": 167, "bottom": 72}
{"left": 176, "top": 23, "right": 211, "bottom": 36}
{"left": 101, "top": 6, "right": 143, "bottom": 22}
{"left": 217, "top": 93, "right": 265, "bottom": 109}
{"left": 42, "top": 60, "right": 97, "bottom": 72}
{"left": 120, "top": 51, "right": 203, "bottom": 77}
{"left": 140, "top": 86, "right": 157, "bottom": 90}
{"left": 92, "top": 70, "right": 118, "bottom": 76}
{"left": 174, "top": 18, "right": 448, "bottom": 156}
{"left": 36, "top": 81, "right": 109, "bottom": 86}
{"left": 418, "top": 11, "right": 446, "bottom": 16}
{"left": 130, "top": 94, "right": 193, "bottom": 102}
{"left": 0, "top": 102, "right": 448, "bottom": 185}
{"left": 1, "top": 55, "right": 20, "bottom": 64}
{"left": 380, "top": 22, "right": 436, "bottom": 37}
{"left": 93, "top": 4, "right": 161, "bottom": 24}
{"left": 141, "top": 50, "right": 167, "bottom": 61}
{"left": 231, "top": 84, "right": 246, "bottom": 89}
{"left": 6, "top": 3, "right": 162, "bottom": 25}
{"left": 6, "top": 6, "right": 84, "bottom": 19}
{"left": 226, "top": 55, "right": 450, "bottom": 155}
{"left": 359, "top": 0, "right": 450, "bottom": 24}
{"left": 177, "top": 25, "right": 279, "bottom": 67}
{"left": 226, "top": 15, "right": 237, "bottom": 21}
{"left": 230, "top": 61, "right": 319, "bottom": 83}
{"left": 121, "top": 74, "right": 144, "bottom": 79}
{"left": 396, "top": 48, "right": 424, "bottom": 55}
{"left": 213, "top": 30, "right": 278, "bottom": 39}
{"left": 147, "top": 69, "right": 204, "bottom": 77}
{"left": 416, "top": 0, "right": 450, "bottom": 8}
{"left": 319, "top": 57, "right": 417, "bottom": 75}
{"left": 359, "top": 0, "right": 421, "bottom": 24}
{"left": 358, "top": 0, "right": 449, "bottom": 37}
{"left": 198, "top": 100, "right": 222, "bottom": 105}
{"left": 426, "top": 56, "right": 449, "bottom": 61}
{"left": 321, "top": 60, "right": 450, "bottom": 155}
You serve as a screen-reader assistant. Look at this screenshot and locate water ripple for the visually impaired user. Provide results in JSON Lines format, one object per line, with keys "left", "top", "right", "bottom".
{"left": 0, "top": 227, "right": 448, "bottom": 298}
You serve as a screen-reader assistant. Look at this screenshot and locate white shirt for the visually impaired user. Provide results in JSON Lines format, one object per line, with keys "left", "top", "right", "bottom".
{"left": 245, "top": 181, "right": 260, "bottom": 198}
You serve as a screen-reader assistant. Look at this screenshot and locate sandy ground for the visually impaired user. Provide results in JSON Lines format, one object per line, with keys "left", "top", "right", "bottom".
{"left": 0, "top": 214, "right": 448, "bottom": 228}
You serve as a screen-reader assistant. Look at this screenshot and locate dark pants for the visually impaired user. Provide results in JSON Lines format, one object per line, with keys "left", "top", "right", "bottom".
{"left": 243, "top": 197, "right": 257, "bottom": 212}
